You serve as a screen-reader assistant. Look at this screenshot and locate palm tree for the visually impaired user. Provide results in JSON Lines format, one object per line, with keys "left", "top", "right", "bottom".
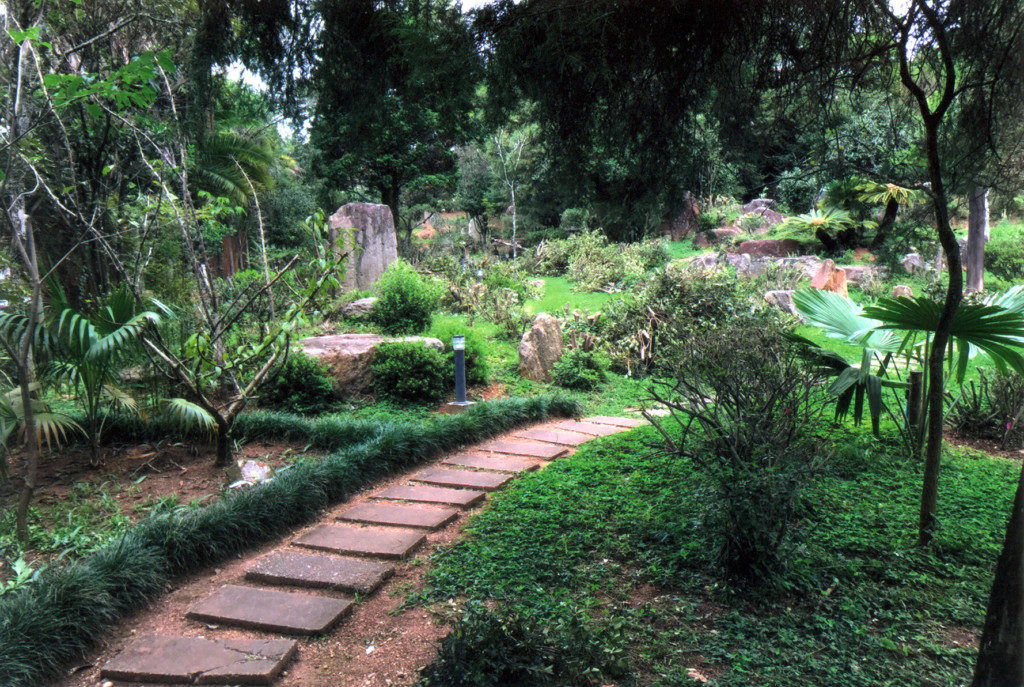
{"left": 854, "top": 181, "right": 921, "bottom": 248}
{"left": 775, "top": 208, "right": 857, "bottom": 251}
{"left": 191, "top": 128, "right": 275, "bottom": 207}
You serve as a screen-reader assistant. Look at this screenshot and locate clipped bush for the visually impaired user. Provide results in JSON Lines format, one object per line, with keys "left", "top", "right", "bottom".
{"left": 419, "top": 601, "right": 619, "bottom": 687}
{"left": 986, "top": 223, "right": 1024, "bottom": 281}
{"left": 371, "top": 259, "right": 439, "bottom": 334}
{"left": 552, "top": 348, "right": 608, "bottom": 391}
{"left": 428, "top": 316, "right": 491, "bottom": 386}
{"left": 372, "top": 342, "right": 448, "bottom": 405}
{"left": 260, "top": 352, "right": 336, "bottom": 415}
{"left": 0, "top": 395, "right": 580, "bottom": 687}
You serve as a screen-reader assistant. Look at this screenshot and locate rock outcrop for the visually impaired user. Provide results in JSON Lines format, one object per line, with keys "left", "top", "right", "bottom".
{"left": 301, "top": 333, "right": 443, "bottom": 397}
{"left": 810, "top": 259, "right": 849, "bottom": 298}
{"left": 735, "top": 238, "right": 803, "bottom": 258}
{"left": 518, "top": 314, "right": 563, "bottom": 382}
{"left": 329, "top": 203, "right": 399, "bottom": 292}
{"left": 764, "top": 290, "right": 800, "bottom": 317}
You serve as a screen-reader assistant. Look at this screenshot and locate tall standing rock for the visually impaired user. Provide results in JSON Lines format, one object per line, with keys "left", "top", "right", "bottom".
{"left": 329, "top": 203, "right": 399, "bottom": 291}
{"left": 518, "top": 313, "right": 564, "bottom": 382}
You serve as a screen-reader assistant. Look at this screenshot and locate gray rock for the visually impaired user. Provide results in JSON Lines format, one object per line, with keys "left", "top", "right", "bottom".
{"left": 902, "top": 253, "right": 925, "bottom": 274}
{"left": 518, "top": 313, "right": 564, "bottom": 382}
{"left": 764, "top": 290, "right": 800, "bottom": 317}
{"left": 341, "top": 297, "right": 378, "bottom": 320}
{"left": 741, "top": 198, "right": 777, "bottom": 215}
{"left": 329, "top": 203, "right": 399, "bottom": 292}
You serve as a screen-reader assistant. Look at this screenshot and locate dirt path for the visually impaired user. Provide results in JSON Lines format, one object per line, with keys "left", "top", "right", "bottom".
{"left": 59, "top": 416, "right": 643, "bottom": 687}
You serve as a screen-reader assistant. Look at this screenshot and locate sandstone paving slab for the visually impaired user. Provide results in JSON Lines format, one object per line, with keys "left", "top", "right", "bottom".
{"left": 246, "top": 550, "right": 393, "bottom": 594}
{"left": 101, "top": 635, "right": 296, "bottom": 685}
{"left": 443, "top": 453, "right": 540, "bottom": 473}
{"left": 512, "top": 427, "right": 592, "bottom": 446}
{"left": 372, "top": 484, "right": 486, "bottom": 507}
{"left": 552, "top": 420, "right": 626, "bottom": 436}
{"left": 411, "top": 467, "right": 514, "bottom": 491}
{"left": 585, "top": 415, "right": 646, "bottom": 428}
{"left": 477, "top": 440, "right": 567, "bottom": 459}
{"left": 338, "top": 502, "right": 458, "bottom": 530}
{"left": 187, "top": 584, "right": 352, "bottom": 635}
{"left": 293, "top": 524, "right": 425, "bottom": 559}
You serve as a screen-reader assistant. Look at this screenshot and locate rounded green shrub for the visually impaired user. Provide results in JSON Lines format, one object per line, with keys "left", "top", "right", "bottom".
{"left": 371, "top": 259, "right": 439, "bottom": 334}
{"left": 372, "top": 341, "right": 448, "bottom": 405}
{"left": 428, "top": 316, "right": 491, "bottom": 386}
{"left": 260, "top": 352, "right": 337, "bottom": 415}
{"left": 552, "top": 348, "right": 608, "bottom": 391}
{"left": 986, "top": 224, "right": 1024, "bottom": 281}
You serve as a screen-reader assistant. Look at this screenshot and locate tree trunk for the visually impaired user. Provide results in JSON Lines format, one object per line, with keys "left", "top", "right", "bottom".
{"left": 381, "top": 183, "right": 403, "bottom": 251}
{"left": 918, "top": 124, "right": 963, "bottom": 546}
{"left": 214, "top": 421, "right": 232, "bottom": 468}
{"left": 972, "top": 458, "right": 1024, "bottom": 685}
{"left": 966, "top": 187, "right": 989, "bottom": 293}
{"left": 870, "top": 198, "right": 900, "bottom": 249}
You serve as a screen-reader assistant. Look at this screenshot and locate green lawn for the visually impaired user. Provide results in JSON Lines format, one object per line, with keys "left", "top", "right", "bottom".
{"left": 415, "top": 422, "right": 1016, "bottom": 686}
{"left": 524, "top": 276, "right": 619, "bottom": 315}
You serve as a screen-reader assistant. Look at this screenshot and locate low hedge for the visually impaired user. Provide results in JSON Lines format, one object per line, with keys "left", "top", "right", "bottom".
{"left": 0, "top": 395, "right": 579, "bottom": 687}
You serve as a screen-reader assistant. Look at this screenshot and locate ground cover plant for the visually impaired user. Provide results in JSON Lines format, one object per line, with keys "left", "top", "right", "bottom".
{"left": 416, "top": 422, "right": 1017, "bottom": 686}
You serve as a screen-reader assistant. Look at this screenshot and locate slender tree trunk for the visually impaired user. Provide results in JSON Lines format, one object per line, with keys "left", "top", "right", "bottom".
{"left": 972, "top": 457, "right": 1024, "bottom": 685}
{"left": 869, "top": 198, "right": 900, "bottom": 249}
{"left": 966, "top": 187, "right": 989, "bottom": 293}
{"left": 14, "top": 228, "right": 42, "bottom": 543}
{"left": 214, "top": 418, "right": 232, "bottom": 468}
{"left": 918, "top": 124, "right": 963, "bottom": 546}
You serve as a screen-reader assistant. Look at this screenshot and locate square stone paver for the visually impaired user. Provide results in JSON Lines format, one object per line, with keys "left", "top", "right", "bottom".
{"left": 293, "top": 524, "right": 425, "bottom": 559}
{"left": 247, "top": 551, "right": 393, "bottom": 594}
{"left": 372, "top": 484, "right": 486, "bottom": 507}
{"left": 513, "top": 427, "right": 592, "bottom": 446}
{"left": 338, "top": 502, "right": 458, "bottom": 530}
{"left": 586, "top": 415, "right": 646, "bottom": 428}
{"left": 552, "top": 420, "right": 626, "bottom": 436}
{"left": 411, "top": 467, "right": 514, "bottom": 491}
{"left": 443, "top": 453, "right": 540, "bottom": 473}
{"left": 477, "top": 440, "right": 567, "bottom": 459}
{"left": 187, "top": 584, "right": 352, "bottom": 635}
{"left": 101, "top": 635, "right": 296, "bottom": 685}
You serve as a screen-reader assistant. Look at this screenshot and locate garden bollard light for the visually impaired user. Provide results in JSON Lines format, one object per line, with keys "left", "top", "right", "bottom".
{"left": 453, "top": 335, "right": 468, "bottom": 404}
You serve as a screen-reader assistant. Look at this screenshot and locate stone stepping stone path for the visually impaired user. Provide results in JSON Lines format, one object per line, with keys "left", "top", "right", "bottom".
{"left": 411, "top": 466, "right": 514, "bottom": 491}
{"left": 443, "top": 452, "right": 540, "bottom": 473}
{"left": 102, "top": 635, "right": 296, "bottom": 684}
{"left": 98, "top": 417, "right": 639, "bottom": 685}
{"left": 513, "top": 427, "right": 592, "bottom": 446}
{"left": 553, "top": 419, "right": 627, "bottom": 436}
{"left": 478, "top": 439, "right": 568, "bottom": 459}
{"left": 294, "top": 524, "right": 425, "bottom": 559}
{"left": 187, "top": 584, "right": 353, "bottom": 635}
{"left": 373, "top": 483, "right": 487, "bottom": 507}
{"left": 246, "top": 551, "right": 393, "bottom": 594}
{"left": 338, "top": 501, "right": 459, "bottom": 530}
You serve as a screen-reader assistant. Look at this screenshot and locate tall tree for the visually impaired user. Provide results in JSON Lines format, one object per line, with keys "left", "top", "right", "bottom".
{"left": 309, "top": 0, "right": 480, "bottom": 246}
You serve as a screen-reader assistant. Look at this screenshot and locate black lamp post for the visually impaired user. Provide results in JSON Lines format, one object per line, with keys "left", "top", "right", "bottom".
{"left": 453, "top": 335, "right": 468, "bottom": 405}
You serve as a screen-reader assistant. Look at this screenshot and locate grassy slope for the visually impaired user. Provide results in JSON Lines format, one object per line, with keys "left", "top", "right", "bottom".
{"left": 418, "top": 422, "right": 1016, "bottom": 685}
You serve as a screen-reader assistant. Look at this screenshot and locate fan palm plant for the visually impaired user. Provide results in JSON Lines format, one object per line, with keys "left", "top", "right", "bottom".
{"left": 855, "top": 180, "right": 922, "bottom": 248}
{"left": 0, "top": 385, "right": 80, "bottom": 480}
{"left": 190, "top": 128, "right": 275, "bottom": 207}
{"left": 46, "top": 286, "right": 163, "bottom": 464}
{"left": 774, "top": 208, "right": 857, "bottom": 251}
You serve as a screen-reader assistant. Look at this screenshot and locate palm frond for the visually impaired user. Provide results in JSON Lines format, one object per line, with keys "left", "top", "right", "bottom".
{"left": 793, "top": 289, "right": 902, "bottom": 351}
{"left": 161, "top": 398, "right": 217, "bottom": 436}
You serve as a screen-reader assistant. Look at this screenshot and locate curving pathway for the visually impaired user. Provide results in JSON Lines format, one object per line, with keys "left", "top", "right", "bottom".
{"left": 90, "top": 416, "right": 644, "bottom": 686}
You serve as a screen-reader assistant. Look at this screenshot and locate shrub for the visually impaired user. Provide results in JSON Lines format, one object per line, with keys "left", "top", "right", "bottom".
{"left": 259, "top": 353, "right": 336, "bottom": 415}
{"left": 647, "top": 326, "right": 825, "bottom": 590}
{"left": 0, "top": 396, "right": 580, "bottom": 687}
{"left": 986, "top": 223, "right": 1024, "bottom": 281}
{"left": 559, "top": 207, "right": 588, "bottom": 232}
{"left": 696, "top": 211, "right": 721, "bottom": 233}
{"left": 428, "top": 316, "right": 491, "bottom": 387}
{"left": 532, "top": 233, "right": 667, "bottom": 290}
{"left": 552, "top": 348, "right": 608, "bottom": 391}
{"left": 419, "top": 602, "right": 616, "bottom": 687}
{"left": 371, "top": 260, "right": 439, "bottom": 334}
{"left": 372, "top": 342, "right": 448, "bottom": 405}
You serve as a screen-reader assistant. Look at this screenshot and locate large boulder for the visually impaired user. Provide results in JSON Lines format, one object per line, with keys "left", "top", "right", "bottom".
{"left": 329, "top": 203, "right": 399, "bottom": 292}
{"left": 892, "top": 284, "right": 914, "bottom": 298}
{"left": 518, "top": 313, "right": 564, "bottom": 382}
{"left": 742, "top": 198, "right": 776, "bottom": 215}
{"left": 841, "top": 264, "right": 889, "bottom": 285}
{"left": 810, "top": 259, "right": 849, "bottom": 298}
{"left": 735, "top": 238, "right": 803, "bottom": 258}
{"left": 693, "top": 226, "right": 742, "bottom": 248}
{"left": 300, "top": 333, "right": 443, "bottom": 397}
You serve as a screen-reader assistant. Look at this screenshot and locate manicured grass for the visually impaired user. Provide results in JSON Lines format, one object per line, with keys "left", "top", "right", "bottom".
{"left": 525, "top": 276, "right": 618, "bottom": 315}
{"left": 666, "top": 240, "right": 707, "bottom": 260}
{"left": 417, "top": 422, "right": 1016, "bottom": 686}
